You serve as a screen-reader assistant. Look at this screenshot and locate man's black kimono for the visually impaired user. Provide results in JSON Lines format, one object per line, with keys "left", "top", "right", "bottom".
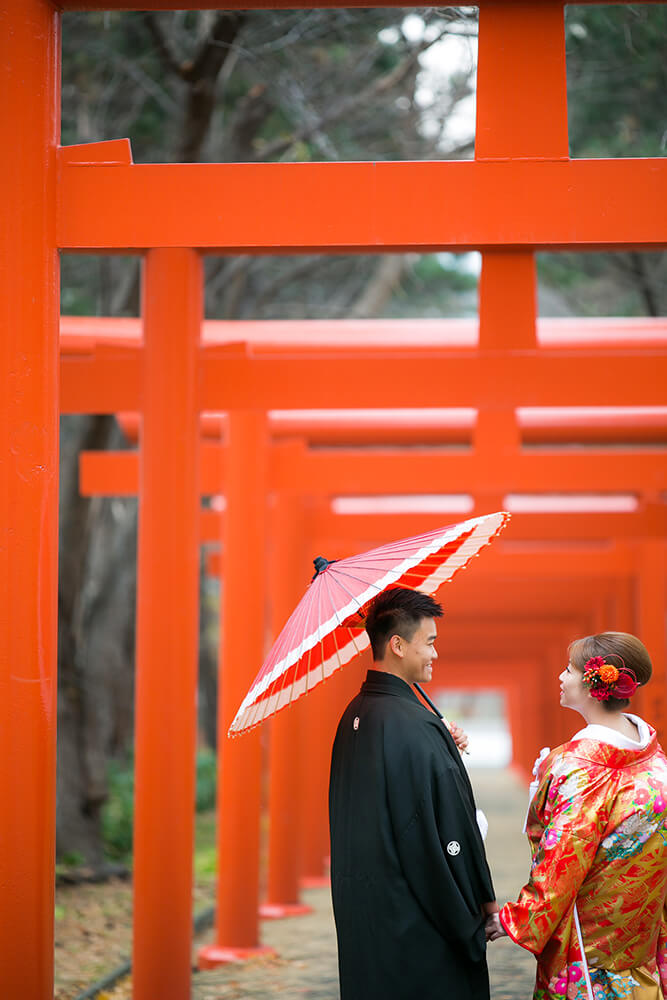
{"left": 329, "top": 670, "right": 495, "bottom": 1000}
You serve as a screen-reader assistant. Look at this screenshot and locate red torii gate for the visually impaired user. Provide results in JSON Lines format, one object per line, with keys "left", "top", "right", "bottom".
{"left": 71, "top": 355, "right": 667, "bottom": 946}
{"left": 63, "top": 314, "right": 667, "bottom": 942}
{"left": 2, "top": 1, "right": 666, "bottom": 998}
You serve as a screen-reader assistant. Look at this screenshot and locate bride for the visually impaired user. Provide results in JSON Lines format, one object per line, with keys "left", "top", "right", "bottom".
{"left": 486, "top": 631, "right": 667, "bottom": 1000}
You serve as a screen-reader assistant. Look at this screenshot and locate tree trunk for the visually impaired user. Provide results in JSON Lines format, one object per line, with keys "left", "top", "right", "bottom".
{"left": 57, "top": 416, "right": 137, "bottom": 867}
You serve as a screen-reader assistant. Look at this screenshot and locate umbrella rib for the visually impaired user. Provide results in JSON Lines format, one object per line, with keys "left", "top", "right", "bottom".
{"left": 279, "top": 580, "right": 317, "bottom": 708}
{"left": 313, "top": 574, "right": 327, "bottom": 690}
{"left": 276, "top": 592, "right": 309, "bottom": 716}
{"left": 327, "top": 619, "right": 347, "bottom": 677}
{"left": 345, "top": 625, "right": 365, "bottom": 659}
{"left": 320, "top": 572, "right": 356, "bottom": 680}
{"left": 251, "top": 579, "right": 313, "bottom": 726}
{"left": 321, "top": 569, "right": 347, "bottom": 627}
{"left": 329, "top": 572, "right": 379, "bottom": 609}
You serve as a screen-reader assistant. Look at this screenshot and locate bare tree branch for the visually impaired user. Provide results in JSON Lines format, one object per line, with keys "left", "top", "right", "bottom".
{"left": 109, "top": 46, "right": 180, "bottom": 116}
{"left": 252, "top": 25, "right": 452, "bottom": 163}
{"left": 177, "top": 13, "right": 247, "bottom": 162}
{"left": 184, "top": 12, "right": 246, "bottom": 85}
{"left": 142, "top": 12, "right": 186, "bottom": 80}
{"left": 225, "top": 82, "right": 274, "bottom": 162}
{"left": 347, "top": 255, "right": 409, "bottom": 319}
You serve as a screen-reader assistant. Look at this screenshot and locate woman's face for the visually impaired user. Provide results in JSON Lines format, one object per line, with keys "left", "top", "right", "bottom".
{"left": 558, "top": 661, "right": 589, "bottom": 713}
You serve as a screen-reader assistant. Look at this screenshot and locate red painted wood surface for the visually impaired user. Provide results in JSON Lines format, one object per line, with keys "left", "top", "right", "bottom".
{"left": 132, "top": 250, "right": 202, "bottom": 1000}
{"left": 57, "top": 157, "right": 667, "bottom": 253}
{"left": 0, "top": 2, "right": 60, "bottom": 996}
{"left": 198, "top": 411, "right": 275, "bottom": 965}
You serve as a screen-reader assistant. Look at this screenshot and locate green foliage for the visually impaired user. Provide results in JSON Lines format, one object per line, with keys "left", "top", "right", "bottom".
{"left": 58, "top": 851, "right": 86, "bottom": 869}
{"left": 536, "top": 6, "right": 667, "bottom": 316}
{"left": 413, "top": 254, "right": 477, "bottom": 292}
{"left": 386, "top": 254, "right": 478, "bottom": 319}
{"left": 102, "top": 757, "right": 135, "bottom": 860}
{"left": 100, "top": 749, "right": 218, "bottom": 862}
{"left": 193, "top": 811, "right": 218, "bottom": 881}
{"left": 60, "top": 279, "right": 97, "bottom": 316}
{"left": 566, "top": 6, "right": 667, "bottom": 158}
{"left": 195, "top": 747, "right": 217, "bottom": 813}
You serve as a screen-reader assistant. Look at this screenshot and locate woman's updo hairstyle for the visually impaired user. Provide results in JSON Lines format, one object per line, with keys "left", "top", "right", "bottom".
{"left": 568, "top": 631, "right": 652, "bottom": 711}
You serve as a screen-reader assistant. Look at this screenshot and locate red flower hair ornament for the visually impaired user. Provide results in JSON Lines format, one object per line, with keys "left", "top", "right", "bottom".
{"left": 582, "top": 655, "right": 639, "bottom": 701}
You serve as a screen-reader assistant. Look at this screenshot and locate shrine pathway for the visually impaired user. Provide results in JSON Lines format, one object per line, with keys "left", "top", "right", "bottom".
{"left": 190, "top": 767, "right": 537, "bottom": 1000}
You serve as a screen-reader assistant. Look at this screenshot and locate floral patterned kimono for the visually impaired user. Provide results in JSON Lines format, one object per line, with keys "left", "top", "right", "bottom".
{"left": 500, "top": 719, "right": 667, "bottom": 1000}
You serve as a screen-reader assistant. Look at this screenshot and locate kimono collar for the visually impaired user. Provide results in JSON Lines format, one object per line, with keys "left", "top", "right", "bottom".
{"left": 572, "top": 713, "right": 651, "bottom": 751}
{"left": 361, "top": 669, "right": 422, "bottom": 704}
{"left": 567, "top": 721, "right": 659, "bottom": 769}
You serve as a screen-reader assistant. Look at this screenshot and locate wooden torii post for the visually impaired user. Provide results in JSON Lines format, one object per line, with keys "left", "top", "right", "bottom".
{"left": 3, "top": 0, "right": 667, "bottom": 996}
{"left": 132, "top": 249, "right": 203, "bottom": 997}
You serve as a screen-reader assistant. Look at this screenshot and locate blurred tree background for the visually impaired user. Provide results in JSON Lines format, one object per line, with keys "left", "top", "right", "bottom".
{"left": 539, "top": 4, "right": 667, "bottom": 317}
{"left": 57, "top": 5, "right": 666, "bottom": 870}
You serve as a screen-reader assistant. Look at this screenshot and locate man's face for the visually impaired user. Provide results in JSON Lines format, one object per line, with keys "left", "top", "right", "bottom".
{"left": 394, "top": 617, "right": 438, "bottom": 685}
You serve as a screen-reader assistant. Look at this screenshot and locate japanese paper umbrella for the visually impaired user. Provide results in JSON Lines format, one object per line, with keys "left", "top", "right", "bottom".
{"left": 228, "top": 510, "right": 510, "bottom": 736}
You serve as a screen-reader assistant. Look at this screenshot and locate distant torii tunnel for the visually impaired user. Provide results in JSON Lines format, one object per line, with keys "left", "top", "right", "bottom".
{"left": 64, "top": 316, "right": 667, "bottom": 975}
{"left": 2, "top": 1, "right": 666, "bottom": 999}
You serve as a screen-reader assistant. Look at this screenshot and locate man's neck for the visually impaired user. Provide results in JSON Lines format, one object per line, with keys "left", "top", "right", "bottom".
{"left": 371, "top": 661, "right": 412, "bottom": 685}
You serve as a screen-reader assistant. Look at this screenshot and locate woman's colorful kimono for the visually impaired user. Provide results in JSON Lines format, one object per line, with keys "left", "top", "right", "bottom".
{"left": 500, "top": 726, "right": 667, "bottom": 1000}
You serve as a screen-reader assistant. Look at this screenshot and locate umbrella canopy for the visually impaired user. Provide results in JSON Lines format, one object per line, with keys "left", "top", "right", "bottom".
{"left": 228, "top": 511, "right": 510, "bottom": 736}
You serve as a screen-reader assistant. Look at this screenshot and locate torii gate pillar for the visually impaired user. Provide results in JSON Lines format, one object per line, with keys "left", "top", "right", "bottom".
{"left": 0, "top": 2, "right": 60, "bottom": 996}
{"left": 261, "top": 493, "right": 313, "bottom": 918}
{"left": 636, "top": 541, "right": 667, "bottom": 738}
{"left": 199, "top": 411, "right": 275, "bottom": 965}
{"left": 133, "top": 249, "right": 202, "bottom": 1000}
{"left": 476, "top": 0, "right": 565, "bottom": 356}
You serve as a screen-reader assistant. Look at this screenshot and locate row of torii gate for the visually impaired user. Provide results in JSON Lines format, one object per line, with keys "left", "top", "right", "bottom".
{"left": 60, "top": 308, "right": 667, "bottom": 989}
{"left": 2, "top": 1, "right": 666, "bottom": 999}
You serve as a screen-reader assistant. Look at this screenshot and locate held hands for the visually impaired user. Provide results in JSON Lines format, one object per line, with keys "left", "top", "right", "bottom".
{"left": 481, "top": 903, "right": 507, "bottom": 943}
{"left": 485, "top": 913, "right": 507, "bottom": 943}
{"left": 447, "top": 721, "right": 469, "bottom": 753}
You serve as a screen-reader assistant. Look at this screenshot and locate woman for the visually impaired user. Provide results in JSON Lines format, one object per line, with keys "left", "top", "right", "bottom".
{"left": 487, "top": 632, "right": 667, "bottom": 1000}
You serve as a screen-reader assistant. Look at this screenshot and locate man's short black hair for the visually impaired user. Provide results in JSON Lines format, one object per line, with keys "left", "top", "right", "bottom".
{"left": 364, "top": 587, "right": 443, "bottom": 661}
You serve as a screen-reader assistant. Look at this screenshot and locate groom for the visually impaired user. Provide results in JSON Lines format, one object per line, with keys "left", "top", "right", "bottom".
{"left": 328, "top": 587, "right": 499, "bottom": 1000}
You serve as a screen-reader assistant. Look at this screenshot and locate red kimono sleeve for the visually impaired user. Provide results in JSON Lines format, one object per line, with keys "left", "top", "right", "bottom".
{"left": 499, "top": 760, "right": 608, "bottom": 954}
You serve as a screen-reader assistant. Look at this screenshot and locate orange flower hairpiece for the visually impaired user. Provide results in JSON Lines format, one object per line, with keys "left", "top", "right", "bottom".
{"left": 598, "top": 664, "right": 619, "bottom": 684}
{"left": 582, "top": 655, "right": 638, "bottom": 701}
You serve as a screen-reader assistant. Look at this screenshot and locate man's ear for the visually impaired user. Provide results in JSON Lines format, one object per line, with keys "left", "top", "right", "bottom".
{"left": 389, "top": 634, "right": 403, "bottom": 658}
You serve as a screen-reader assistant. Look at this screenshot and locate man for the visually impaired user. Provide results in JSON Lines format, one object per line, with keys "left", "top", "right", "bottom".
{"left": 328, "top": 587, "right": 498, "bottom": 1000}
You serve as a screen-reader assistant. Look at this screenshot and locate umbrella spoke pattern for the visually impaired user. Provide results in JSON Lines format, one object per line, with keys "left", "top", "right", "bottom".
{"left": 229, "top": 511, "right": 510, "bottom": 735}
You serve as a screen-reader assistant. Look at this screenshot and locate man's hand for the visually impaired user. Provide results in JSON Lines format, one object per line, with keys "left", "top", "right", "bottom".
{"left": 448, "top": 721, "right": 469, "bottom": 753}
{"left": 485, "top": 913, "right": 507, "bottom": 942}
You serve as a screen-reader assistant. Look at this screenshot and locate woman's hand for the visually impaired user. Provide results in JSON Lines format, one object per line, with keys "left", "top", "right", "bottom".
{"left": 448, "top": 721, "right": 469, "bottom": 753}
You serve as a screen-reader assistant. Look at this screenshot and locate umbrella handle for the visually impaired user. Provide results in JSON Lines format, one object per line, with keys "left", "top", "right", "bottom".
{"left": 414, "top": 682, "right": 445, "bottom": 720}
{"left": 414, "top": 683, "right": 469, "bottom": 756}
